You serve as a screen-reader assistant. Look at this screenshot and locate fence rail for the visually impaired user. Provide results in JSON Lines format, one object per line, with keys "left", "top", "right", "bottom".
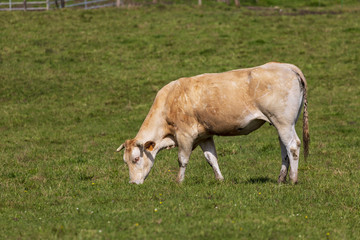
{"left": 0, "top": 0, "right": 117, "bottom": 10}
{"left": 0, "top": 0, "right": 237, "bottom": 11}
{"left": 0, "top": 0, "right": 49, "bottom": 10}
{"left": 0, "top": 0, "right": 256, "bottom": 11}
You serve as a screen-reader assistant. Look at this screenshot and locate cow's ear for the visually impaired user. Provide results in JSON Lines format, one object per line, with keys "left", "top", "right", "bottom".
{"left": 144, "top": 141, "right": 156, "bottom": 151}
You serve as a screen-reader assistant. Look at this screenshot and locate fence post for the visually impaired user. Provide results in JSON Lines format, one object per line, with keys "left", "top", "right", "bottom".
{"left": 24, "top": 0, "right": 27, "bottom": 10}
{"left": 85, "top": 0, "right": 87, "bottom": 9}
{"left": 46, "top": 0, "right": 49, "bottom": 10}
{"left": 198, "top": 0, "right": 201, "bottom": 5}
{"left": 234, "top": 0, "right": 239, "bottom": 6}
{"left": 9, "top": 0, "right": 12, "bottom": 10}
{"left": 116, "top": 0, "right": 121, "bottom": 7}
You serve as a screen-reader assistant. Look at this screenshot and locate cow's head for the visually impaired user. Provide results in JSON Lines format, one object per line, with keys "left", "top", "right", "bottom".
{"left": 117, "top": 139, "right": 156, "bottom": 184}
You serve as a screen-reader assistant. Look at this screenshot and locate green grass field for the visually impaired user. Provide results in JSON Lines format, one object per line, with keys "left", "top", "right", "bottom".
{"left": 1, "top": 2, "right": 360, "bottom": 239}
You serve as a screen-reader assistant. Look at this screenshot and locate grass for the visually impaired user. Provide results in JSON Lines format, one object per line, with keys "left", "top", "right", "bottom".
{"left": 1, "top": 2, "right": 360, "bottom": 239}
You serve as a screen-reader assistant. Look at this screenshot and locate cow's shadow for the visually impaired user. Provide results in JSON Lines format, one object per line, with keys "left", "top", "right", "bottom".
{"left": 244, "top": 176, "right": 277, "bottom": 184}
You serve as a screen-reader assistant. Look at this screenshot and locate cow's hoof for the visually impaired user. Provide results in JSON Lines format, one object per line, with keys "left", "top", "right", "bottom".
{"left": 176, "top": 176, "right": 184, "bottom": 183}
{"left": 278, "top": 175, "right": 286, "bottom": 184}
{"left": 216, "top": 176, "right": 224, "bottom": 181}
{"left": 289, "top": 172, "right": 298, "bottom": 184}
{"left": 290, "top": 179, "right": 298, "bottom": 185}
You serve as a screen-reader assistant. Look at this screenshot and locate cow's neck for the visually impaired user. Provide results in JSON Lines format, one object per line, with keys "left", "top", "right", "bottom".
{"left": 136, "top": 123, "right": 166, "bottom": 145}
{"left": 134, "top": 85, "right": 176, "bottom": 157}
{"left": 135, "top": 111, "right": 170, "bottom": 157}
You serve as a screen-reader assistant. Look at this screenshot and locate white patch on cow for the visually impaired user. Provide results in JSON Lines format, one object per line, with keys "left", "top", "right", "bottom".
{"left": 199, "top": 139, "right": 224, "bottom": 181}
{"left": 131, "top": 147, "right": 141, "bottom": 159}
{"left": 242, "top": 112, "right": 257, "bottom": 124}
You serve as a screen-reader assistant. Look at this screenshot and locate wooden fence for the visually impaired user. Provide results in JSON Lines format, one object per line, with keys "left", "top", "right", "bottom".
{"left": 51, "top": 0, "right": 118, "bottom": 9}
{"left": 0, "top": 0, "right": 50, "bottom": 10}
{"left": 0, "top": 0, "right": 242, "bottom": 11}
{"left": 0, "top": 0, "right": 119, "bottom": 10}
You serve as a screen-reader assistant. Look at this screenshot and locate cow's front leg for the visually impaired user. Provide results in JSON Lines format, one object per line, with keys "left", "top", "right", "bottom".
{"left": 199, "top": 137, "right": 224, "bottom": 181}
{"left": 176, "top": 137, "right": 193, "bottom": 183}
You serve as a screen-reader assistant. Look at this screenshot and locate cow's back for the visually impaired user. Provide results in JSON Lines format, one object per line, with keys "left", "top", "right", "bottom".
{"left": 164, "top": 63, "right": 303, "bottom": 136}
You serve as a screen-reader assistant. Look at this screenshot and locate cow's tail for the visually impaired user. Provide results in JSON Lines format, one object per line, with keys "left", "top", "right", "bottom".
{"left": 290, "top": 65, "right": 309, "bottom": 161}
{"left": 302, "top": 77, "right": 309, "bottom": 160}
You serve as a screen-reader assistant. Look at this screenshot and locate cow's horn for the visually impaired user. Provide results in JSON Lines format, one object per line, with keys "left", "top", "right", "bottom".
{"left": 116, "top": 144, "right": 125, "bottom": 152}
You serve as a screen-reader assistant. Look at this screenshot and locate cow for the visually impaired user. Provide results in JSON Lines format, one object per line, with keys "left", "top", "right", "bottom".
{"left": 117, "top": 62, "right": 309, "bottom": 184}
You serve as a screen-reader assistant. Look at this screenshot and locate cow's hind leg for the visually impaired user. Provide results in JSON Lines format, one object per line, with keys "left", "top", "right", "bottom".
{"left": 277, "top": 126, "right": 301, "bottom": 184}
{"left": 278, "top": 137, "right": 289, "bottom": 183}
{"left": 199, "top": 137, "right": 224, "bottom": 181}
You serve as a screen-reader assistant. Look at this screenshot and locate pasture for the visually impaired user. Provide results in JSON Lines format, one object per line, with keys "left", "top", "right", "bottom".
{"left": 1, "top": 2, "right": 360, "bottom": 239}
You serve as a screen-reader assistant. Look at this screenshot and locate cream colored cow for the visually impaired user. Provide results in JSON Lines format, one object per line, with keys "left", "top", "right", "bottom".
{"left": 117, "top": 62, "right": 309, "bottom": 184}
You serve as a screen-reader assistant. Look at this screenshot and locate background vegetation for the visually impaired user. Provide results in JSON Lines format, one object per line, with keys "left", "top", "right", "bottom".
{"left": 1, "top": 1, "right": 359, "bottom": 239}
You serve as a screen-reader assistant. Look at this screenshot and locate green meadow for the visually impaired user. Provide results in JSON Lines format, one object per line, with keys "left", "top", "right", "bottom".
{"left": 1, "top": 1, "right": 360, "bottom": 239}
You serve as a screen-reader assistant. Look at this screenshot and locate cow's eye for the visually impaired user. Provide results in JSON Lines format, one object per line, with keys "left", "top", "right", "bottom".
{"left": 133, "top": 157, "right": 140, "bottom": 164}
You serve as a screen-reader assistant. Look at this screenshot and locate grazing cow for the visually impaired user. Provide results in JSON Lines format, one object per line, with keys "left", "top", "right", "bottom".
{"left": 117, "top": 62, "right": 309, "bottom": 184}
